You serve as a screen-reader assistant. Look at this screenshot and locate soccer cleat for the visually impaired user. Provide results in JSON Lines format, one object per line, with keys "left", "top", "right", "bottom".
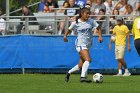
{"left": 123, "top": 72, "right": 131, "bottom": 76}
{"left": 80, "top": 77, "right": 92, "bottom": 83}
{"left": 113, "top": 73, "right": 122, "bottom": 76}
{"left": 65, "top": 73, "right": 70, "bottom": 82}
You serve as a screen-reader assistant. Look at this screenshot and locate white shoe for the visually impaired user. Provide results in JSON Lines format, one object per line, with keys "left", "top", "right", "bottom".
{"left": 123, "top": 72, "right": 131, "bottom": 76}
{"left": 113, "top": 73, "right": 122, "bottom": 76}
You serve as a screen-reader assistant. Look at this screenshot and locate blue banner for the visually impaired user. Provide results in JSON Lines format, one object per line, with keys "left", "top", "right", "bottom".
{"left": 0, "top": 35, "right": 139, "bottom": 69}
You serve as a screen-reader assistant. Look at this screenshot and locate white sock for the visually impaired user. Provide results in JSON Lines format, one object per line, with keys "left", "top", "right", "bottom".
{"left": 68, "top": 65, "right": 80, "bottom": 74}
{"left": 125, "top": 69, "right": 129, "bottom": 73}
{"left": 118, "top": 69, "right": 122, "bottom": 74}
{"left": 81, "top": 61, "right": 90, "bottom": 77}
{"left": 58, "top": 30, "right": 62, "bottom": 35}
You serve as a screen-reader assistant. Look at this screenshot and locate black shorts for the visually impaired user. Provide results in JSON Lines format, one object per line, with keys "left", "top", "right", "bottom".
{"left": 134, "top": 39, "right": 140, "bottom": 56}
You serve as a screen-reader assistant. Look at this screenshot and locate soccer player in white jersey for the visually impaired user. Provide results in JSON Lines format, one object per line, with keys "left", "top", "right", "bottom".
{"left": 64, "top": 7, "right": 103, "bottom": 83}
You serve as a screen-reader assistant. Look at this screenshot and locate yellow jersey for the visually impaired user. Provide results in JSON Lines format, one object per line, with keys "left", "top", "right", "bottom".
{"left": 113, "top": 25, "right": 129, "bottom": 46}
{"left": 132, "top": 17, "right": 140, "bottom": 40}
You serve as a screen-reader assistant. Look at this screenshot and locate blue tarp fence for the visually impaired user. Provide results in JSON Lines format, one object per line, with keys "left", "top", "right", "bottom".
{"left": 0, "top": 35, "right": 139, "bottom": 69}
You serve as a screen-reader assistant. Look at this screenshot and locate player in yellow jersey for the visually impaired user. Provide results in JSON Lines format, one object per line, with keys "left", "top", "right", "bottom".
{"left": 109, "top": 17, "right": 131, "bottom": 76}
{"left": 132, "top": 7, "right": 140, "bottom": 56}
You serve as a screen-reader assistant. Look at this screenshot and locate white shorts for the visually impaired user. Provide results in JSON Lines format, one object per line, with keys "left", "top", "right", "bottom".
{"left": 115, "top": 45, "right": 126, "bottom": 59}
{"left": 76, "top": 46, "right": 89, "bottom": 52}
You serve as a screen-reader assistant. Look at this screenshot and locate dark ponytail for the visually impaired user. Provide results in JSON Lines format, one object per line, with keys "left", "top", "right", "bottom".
{"left": 76, "top": 7, "right": 90, "bottom": 24}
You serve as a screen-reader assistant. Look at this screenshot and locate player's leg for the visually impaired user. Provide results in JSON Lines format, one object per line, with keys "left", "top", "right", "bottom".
{"left": 135, "top": 39, "right": 140, "bottom": 56}
{"left": 79, "top": 49, "right": 92, "bottom": 82}
{"left": 58, "top": 21, "right": 65, "bottom": 35}
{"left": 118, "top": 60, "right": 122, "bottom": 75}
{"left": 116, "top": 46, "right": 131, "bottom": 76}
{"left": 65, "top": 57, "right": 84, "bottom": 82}
{"left": 114, "top": 46, "right": 123, "bottom": 76}
{"left": 120, "top": 58, "right": 131, "bottom": 76}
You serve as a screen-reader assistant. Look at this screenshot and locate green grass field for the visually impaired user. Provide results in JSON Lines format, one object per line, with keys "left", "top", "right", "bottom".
{"left": 0, "top": 74, "right": 140, "bottom": 93}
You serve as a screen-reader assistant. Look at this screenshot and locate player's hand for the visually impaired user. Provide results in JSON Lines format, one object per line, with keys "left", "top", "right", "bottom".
{"left": 64, "top": 37, "right": 68, "bottom": 42}
{"left": 128, "top": 46, "right": 131, "bottom": 52}
{"left": 98, "top": 37, "right": 103, "bottom": 43}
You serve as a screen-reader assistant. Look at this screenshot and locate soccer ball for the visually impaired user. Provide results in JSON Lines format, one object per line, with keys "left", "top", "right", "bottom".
{"left": 92, "top": 73, "right": 103, "bottom": 83}
{"left": 111, "top": 35, "right": 116, "bottom": 42}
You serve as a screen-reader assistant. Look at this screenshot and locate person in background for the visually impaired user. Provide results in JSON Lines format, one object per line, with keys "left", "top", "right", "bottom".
{"left": 46, "top": 0, "right": 59, "bottom": 12}
{"left": 133, "top": 2, "right": 140, "bottom": 15}
{"left": 58, "top": 0, "right": 78, "bottom": 35}
{"left": 76, "top": 0, "right": 87, "bottom": 8}
{"left": 38, "top": 0, "right": 46, "bottom": 12}
{"left": 128, "top": 0, "right": 140, "bottom": 12}
{"left": 111, "top": 9, "right": 120, "bottom": 20}
{"left": 86, "top": 0, "right": 92, "bottom": 5}
{"left": 57, "top": 1, "right": 70, "bottom": 13}
{"left": 124, "top": 4, "right": 133, "bottom": 16}
{"left": 94, "top": 0, "right": 106, "bottom": 15}
{"left": 58, "top": 1, "right": 70, "bottom": 35}
{"left": 96, "top": 9, "right": 107, "bottom": 34}
{"left": 86, "top": 0, "right": 95, "bottom": 15}
{"left": 0, "top": 13, "right": 5, "bottom": 35}
{"left": 114, "top": 0, "right": 128, "bottom": 15}
{"left": 0, "top": 9, "right": 5, "bottom": 35}
{"left": 44, "top": 3, "right": 51, "bottom": 13}
{"left": 0, "top": 18, "right": 5, "bottom": 35}
{"left": 109, "top": 16, "right": 131, "bottom": 76}
{"left": 104, "top": 0, "right": 115, "bottom": 14}
{"left": 16, "top": 6, "right": 38, "bottom": 34}
{"left": 110, "top": 9, "right": 120, "bottom": 34}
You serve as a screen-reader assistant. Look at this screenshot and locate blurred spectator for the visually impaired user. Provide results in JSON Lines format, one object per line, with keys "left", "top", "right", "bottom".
{"left": 86, "top": 0, "right": 95, "bottom": 14}
{"left": 114, "top": 0, "right": 128, "bottom": 15}
{"left": 124, "top": 4, "right": 134, "bottom": 30}
{"left": 0, "top": 9, "right": 5, "bottom": 35}
{"left": 85, "top": 4, "right": 95, "bottom": 18}
{"left": 110, "top": 9, "right": 120, "bottom": 34}
{"left": 85, "top": 4, "right": 91, "bottom": 9}
{"left": 94, "top": 0, "right": 106, "bottom": 15}
{"left": 75, "top": 0, "right": 87, "bottom": 8}
{"left": 96, "top": 9, "right": 107, "bottom": 34}
{"left": 0, "top": 18, "right": 5, "bottom": 35}
{"left": 57, "top": 1, "right": 70, "bottom": 13}
{"left": 46, "top": 0, "right": 59, "bottom": 12}
{"left": 86, "top": 0, "right": 92, "bottom": 5}
{"left": 133, "top": 5, "right": 140, "bottom": 15}
{"left": 64, "top": 0, "right": 79, "bottom": 16}
{"left": 38, "top": 0, "right": 46, "bottom": 12}
{"left": 16, "top": 6, "right": 38, "bottom": 34}
{"left": 135, "top": 1, "right": 140, "bottom": 11}
{"left": 104, "top": 0, "right": 115, "bottom": 14}
{"left": 44, "top": 3, "right": 51, "bottom": 13}
{"left": 111, "top": 9, "right": 119, "bottom": 20}
{"left": 58, "top": 0, "right": 78, "bottom": 35}
{"left": 128, "top": 0, "right": 140, "bottom": 11}
{"left": 124, "top": 4, "right": 133, "bottom": 19}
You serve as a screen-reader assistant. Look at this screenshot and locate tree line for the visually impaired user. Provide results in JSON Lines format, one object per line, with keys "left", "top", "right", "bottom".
{"left": 0, "top": 0, "right": 39, "bottom": 15}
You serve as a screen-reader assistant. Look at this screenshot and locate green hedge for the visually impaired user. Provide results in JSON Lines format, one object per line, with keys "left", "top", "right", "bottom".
{"left": 0, "top": 0, "right": 61, "bottom": 15}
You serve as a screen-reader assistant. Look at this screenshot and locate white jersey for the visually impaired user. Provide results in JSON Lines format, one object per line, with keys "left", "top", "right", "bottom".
{"left": 69, "top": 18, "right": 99, "bottom": 47}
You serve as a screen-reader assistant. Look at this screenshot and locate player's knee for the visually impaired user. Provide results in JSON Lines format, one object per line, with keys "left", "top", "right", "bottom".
{"left": 86, "top": 58, "right": 91, "bottom": 62}
{"left": 118, "top": 58, "right": 123, "bottom": 62}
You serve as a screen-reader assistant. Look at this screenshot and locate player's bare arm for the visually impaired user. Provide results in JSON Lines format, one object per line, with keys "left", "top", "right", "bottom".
{"left": 96, "top": 27, "right": 103, "bottom": 43}
{"left": 64, "top": 29, "right": 71, "bottom": 42}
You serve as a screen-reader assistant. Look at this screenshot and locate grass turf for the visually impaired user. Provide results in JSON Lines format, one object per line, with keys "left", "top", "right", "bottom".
{"left": 0, "top": 74, "right": 140, "bottom": 93}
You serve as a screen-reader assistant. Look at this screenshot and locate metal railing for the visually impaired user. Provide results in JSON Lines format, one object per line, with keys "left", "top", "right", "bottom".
{"left": 0, "top": 14, "right": 138, "bottom": 36}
